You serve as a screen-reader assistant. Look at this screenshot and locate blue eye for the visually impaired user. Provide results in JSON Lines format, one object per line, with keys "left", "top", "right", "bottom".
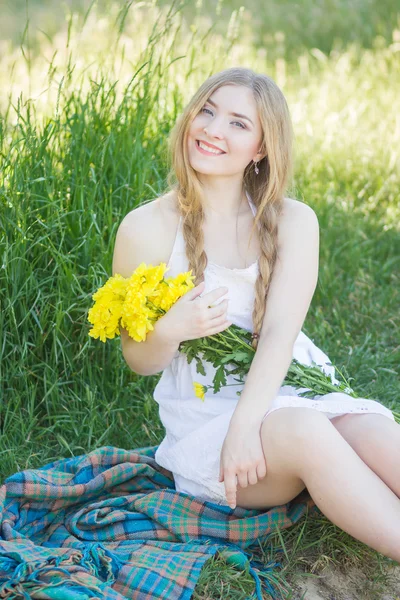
{"left": 200, "top": 107, "right": 246, "bottom": 129}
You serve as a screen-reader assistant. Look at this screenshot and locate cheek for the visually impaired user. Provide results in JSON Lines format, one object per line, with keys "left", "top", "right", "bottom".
{"left": 244, "top": 138, "right": 262, "bottom": 157}
{"left": 189, "top": 114, "right": 204, "bottom": 132}
{"left": 231, "top": 138, "right": 257, "bottom": 159}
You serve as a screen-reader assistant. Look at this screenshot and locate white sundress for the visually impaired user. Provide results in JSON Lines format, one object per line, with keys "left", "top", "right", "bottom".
{"left": 153, "top": 191, "right": 395, "bottom": 505}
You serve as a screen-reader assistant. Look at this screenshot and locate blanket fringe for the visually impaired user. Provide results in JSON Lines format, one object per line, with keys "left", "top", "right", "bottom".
{"left": 219, "top": 544, "right": 283, "bottom": 600}
{"left": 0, "top": 542, "right": 125, "bottom": 600}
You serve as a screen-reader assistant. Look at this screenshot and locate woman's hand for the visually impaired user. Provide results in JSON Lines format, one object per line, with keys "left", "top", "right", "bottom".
{"left": 219, "top": 418, "right": 267, "bottom": 509}
{"left": 157, "top": 281, "right": 232, "bottom": 345}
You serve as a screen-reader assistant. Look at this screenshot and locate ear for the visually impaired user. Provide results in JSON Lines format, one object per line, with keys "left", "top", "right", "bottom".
{"left": 253, "top": 148, "right": 267, "bottom": 162}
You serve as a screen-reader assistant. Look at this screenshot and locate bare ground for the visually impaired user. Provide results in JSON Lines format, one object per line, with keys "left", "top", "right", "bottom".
{"left": 288, "top": 562, "right": 400, "bottom": 599}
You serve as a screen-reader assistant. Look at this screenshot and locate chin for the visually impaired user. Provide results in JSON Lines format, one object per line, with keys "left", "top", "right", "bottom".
{"left": 190, "top": 164, "right": 223, "bottom": 176}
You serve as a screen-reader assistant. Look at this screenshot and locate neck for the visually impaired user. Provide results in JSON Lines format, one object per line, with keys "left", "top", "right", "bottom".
{"left": 198, "top": 177, "right": 247, "bottom": 219}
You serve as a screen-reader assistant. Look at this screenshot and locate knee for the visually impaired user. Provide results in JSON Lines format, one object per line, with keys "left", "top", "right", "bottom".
{"left": 258, "top": 407, "right": 331, "bottom": 477}
{"left": 332, "top": 412, "right": 394, "bottom": 445}
{"left": 261, "top": 407, "right": 330, "bottom": 452}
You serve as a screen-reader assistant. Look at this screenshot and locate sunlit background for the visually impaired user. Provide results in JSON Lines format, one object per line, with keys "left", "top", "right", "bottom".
{"left": 1, "top": 1, "right": 400, "bottom": 596}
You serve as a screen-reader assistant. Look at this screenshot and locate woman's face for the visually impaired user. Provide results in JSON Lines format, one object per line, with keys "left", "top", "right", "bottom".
{"left": 187, "top": 84, "right": 264, "bottom": 177}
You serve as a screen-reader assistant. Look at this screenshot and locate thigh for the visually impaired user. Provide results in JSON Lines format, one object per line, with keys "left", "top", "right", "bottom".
{"left": 236, "top": 407, "right": 330, "bottom": 510}
{"left": 330, "top": 412, "right": 397, "bottom": 451}
{"left": 235, "top": 465, "right": 306, "bottom": 510}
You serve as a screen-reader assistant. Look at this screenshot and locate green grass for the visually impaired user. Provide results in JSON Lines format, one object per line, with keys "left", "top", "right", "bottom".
{"left": 1, "top": 0, "right": 400, "bottom": 598}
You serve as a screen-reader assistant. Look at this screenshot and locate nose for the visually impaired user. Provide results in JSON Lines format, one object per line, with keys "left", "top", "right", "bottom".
{"left": 204, "top": 118, "right": 225, "bottom": 139}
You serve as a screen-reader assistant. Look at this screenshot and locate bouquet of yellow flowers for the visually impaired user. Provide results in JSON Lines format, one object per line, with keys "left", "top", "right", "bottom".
{"left": 87, "top": 263, "right": 195, "bottom": 343}
{"left": 88, "top": 263, "right": 400, "bottom": 423}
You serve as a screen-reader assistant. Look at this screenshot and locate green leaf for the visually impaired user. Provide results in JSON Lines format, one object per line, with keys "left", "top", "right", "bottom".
{"left": 195, "top": 357, "right": 206, "bottom": 376}
{"left": 178, "top": 331, "right": 361, "bottom": 402}
{"left": 213, "top": 365, "right": 227, "bottom": 394}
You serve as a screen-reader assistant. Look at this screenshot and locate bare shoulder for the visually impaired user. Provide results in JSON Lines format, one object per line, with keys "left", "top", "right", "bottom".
{"left": 278, "top": 197, "right": 319, "bottom": 244}
{"left": 282, "top": 197, "right": 318, "bottom": 221}
{"left": 112, "top": 191, "right": 178, "bottom": 278}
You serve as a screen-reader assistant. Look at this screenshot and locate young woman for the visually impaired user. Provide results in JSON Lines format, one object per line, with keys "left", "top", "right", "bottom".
{"left": 112, "top": 67, "right": 400, "bottom": 563}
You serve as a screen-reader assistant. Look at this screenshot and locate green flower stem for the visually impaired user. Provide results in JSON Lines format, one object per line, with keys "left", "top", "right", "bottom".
{"left": 204, "top": 383, "right": 241, "bottom": 390}
{"left": 200, "top": 345, "right": 229, "bottom": 358}
{"left": 205, "top": 333, "right": 236, "bottom": 351}
{"left": 220, "top": 327, "right": 255, "bottom": 352}
{"left": 146, "top": 300, "right": 166, "bottom": 315}
{"left": 202, "top": 336, "right": 233, "bottom": 350}
{"left": 180, "top": 325, "right": 391, "bottom": 407}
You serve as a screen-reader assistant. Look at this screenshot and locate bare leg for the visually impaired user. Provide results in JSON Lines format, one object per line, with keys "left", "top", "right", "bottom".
{"left": 263, "top": 408, "right": 400, "bottom": 563}
{"left": 331, "top": 413, "right": 400, "bottom": 498}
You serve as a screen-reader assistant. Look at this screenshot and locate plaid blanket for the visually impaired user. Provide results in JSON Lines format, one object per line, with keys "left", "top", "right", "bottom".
{"left": 0, "top": 445, "right": 317, "bottom": 599}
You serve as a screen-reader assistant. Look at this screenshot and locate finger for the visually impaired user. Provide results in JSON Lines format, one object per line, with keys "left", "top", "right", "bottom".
{"left": 237, "top": 471, "right": 249, "bottom": 489}
{"left": 202, "top": 286, "right": 229, "bottom": 307}
{"left": 219, "top": 462, "right": 224, "bottom": 482}
{"left": 209, "top": 299, "right": 229, "bottom": 319}
{"left": 207, "top": 319, "right": 233, "bottom": 336}
{"left": 209, "top": 307, "right": 229, "bottom": 324}
{"left": 247, "top": 469, "right": 259, "bottom": 486}
{"left": 256, "top": 461, "right": 267, "bottom": 480}
{"left": 188, "top": 281, "right": 205, "bottom": 300}
{"left": 224, "top": 473, "right": 237, "bottom": 509}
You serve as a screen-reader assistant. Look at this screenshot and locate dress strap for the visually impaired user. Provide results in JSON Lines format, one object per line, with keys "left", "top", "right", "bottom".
{"left": 166, "top": 214, "right": 184, "bottom": 267}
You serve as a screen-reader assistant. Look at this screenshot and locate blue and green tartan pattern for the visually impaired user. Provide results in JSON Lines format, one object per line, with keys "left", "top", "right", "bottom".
{"left": 0, "top": 445, "right": 317, "bottom": 599}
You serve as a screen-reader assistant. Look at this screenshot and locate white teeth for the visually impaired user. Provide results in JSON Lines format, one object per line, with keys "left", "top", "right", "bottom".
{"left": 198, "top": 141, "right": 224, "bottom": 155}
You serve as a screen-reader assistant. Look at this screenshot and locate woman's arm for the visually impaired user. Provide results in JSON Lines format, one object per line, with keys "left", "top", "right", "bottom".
{"left": 112, "top": 205, "right": 180, "bottom": 376}
{"left": 230, "top": 200, "right": 320, "bottom": 427}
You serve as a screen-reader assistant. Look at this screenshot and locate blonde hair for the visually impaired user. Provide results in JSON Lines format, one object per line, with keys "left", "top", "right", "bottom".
{"left": 164, "top": 67, "right": 294, "bottom": 350}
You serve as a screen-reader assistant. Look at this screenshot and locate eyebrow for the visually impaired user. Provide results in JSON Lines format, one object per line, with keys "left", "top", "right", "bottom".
{"left": 206, "top": 98, "right": 254, "bottom": 126}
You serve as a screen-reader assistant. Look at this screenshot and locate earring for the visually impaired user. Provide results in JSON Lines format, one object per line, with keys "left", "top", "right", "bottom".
{"left": 254, "top": 161, "right": 259, "bottom": 175}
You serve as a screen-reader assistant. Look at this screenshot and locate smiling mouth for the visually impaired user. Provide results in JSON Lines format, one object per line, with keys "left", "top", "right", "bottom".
{"left": 196, "top": 140, "right": 226, "bottom": 155}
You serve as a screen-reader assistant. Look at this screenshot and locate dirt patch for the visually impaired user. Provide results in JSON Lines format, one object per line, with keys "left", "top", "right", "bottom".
{"left": 290, "top": 562, "right": 400, "bottom": 599}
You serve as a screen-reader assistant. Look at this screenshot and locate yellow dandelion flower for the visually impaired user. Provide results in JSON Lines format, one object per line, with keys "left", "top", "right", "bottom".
{"left": 193, "top": 382, "right": 206, "bottom": 402}
{"left": 89, "top": 264, "right": 195, "bottom": 344}
{"left": 123, "top": 312, "right": 154, "bottom": 342}
{"left": 154, "top": 270, "right": 195, "bottom": 311}
{"left": 92, "top": 274, "right": 128, "bottom": 302}
{"left": 88, "top": 275, "right": 128, "bottom": 342}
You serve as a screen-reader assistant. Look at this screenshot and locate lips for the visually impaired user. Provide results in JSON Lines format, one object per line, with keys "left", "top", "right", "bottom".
{"left": 196, "top": 140, "right": 226, "bottom": 154}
